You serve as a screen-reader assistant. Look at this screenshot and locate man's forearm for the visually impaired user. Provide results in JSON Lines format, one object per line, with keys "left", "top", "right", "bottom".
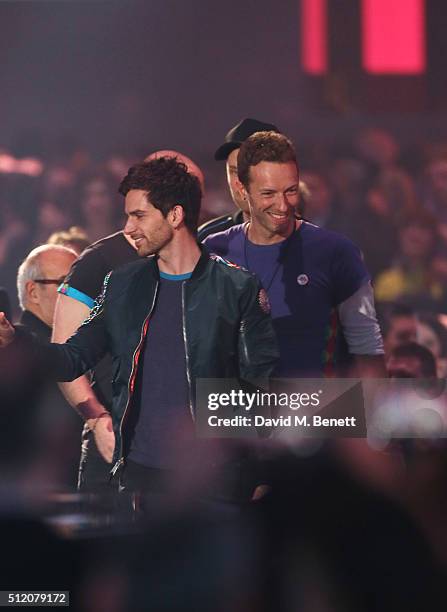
{"left": 51, "top": 293, "right": 115, "bottom": 463}
{"left": 52, "top": 294, "right": 108, "bottom": 421}
{"left": 59, "top": 377, "right": 114, "bottom": 463}
{"left": 58, "top": 376, "right": 108, "bottom": 422}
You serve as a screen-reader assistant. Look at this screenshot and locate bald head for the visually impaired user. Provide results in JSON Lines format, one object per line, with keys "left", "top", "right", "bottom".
{"left": 17, "top": 244, "right": 77, "bottom": 327}
{"left": 145, "top": 150, "right": 205, "bottom": 194}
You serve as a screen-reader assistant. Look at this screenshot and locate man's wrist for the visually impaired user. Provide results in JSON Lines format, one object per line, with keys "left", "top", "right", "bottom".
{"left": 86, "top": 411, "right": 110, "bottom": 432}
{"left": 75, "top": 397, "right": 108, "bottom": 422}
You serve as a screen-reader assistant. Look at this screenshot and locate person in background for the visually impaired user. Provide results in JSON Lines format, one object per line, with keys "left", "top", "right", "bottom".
{"left": 17, "top": 245, "right": 77, "bottom": 333}
{"left": 33, "top": 200, "right": 73, "bottom": 247}
{"left": 422, "top": 155, "right": 447, "bottom": 235}
{"left": 0, "top": 201, "right": 31, "bottom": 316}
{"left": 375, "top": 211, "right": 444, "bottom": 311}
{"left": 16, "top": 244, "right": 82, "bottom": 486}
{"left": 379, "top": 303, "right": 419, "bottom": 357}
{"left": 349, "top": 181, "right": 398, "bottom": 279}
{"left": 298, "top": 169, "right": 335, "bottom": 228}
{"left": 355, "top": 127, "right": 418, "bottom": 214}
{"left": 387, "top": 341, "right": 437, "bottom": 379}
{"left": 198, "top": 117, "right": 280, "bottom": 240}
{"left": 77, "top": 174, "right": 119, "bottom": 244}
{"left": 416, "top": 314, "right": 447, "bottom": 377}
{"left": 47, "top": 225, "right": 90, "bottom": 256}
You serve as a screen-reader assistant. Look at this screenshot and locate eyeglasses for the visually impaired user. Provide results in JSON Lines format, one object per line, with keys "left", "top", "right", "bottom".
{"left": 34, "top": 277, "right": 66, "bottom": 286}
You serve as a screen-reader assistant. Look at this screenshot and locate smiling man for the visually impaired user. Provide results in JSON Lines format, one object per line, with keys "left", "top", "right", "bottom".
{"left": 0, "top": 156, "right": 278, "bottom": 503}
{"left": 204, "top": 131, "right": 385, "bottom": 378}
{"left": 53, "top": 150, "right": 204, "bottom": 492}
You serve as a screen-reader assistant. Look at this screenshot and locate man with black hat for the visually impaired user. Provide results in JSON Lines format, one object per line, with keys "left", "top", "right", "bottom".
{"left": 198, "top": 118, "right": 280, "bottom": 241}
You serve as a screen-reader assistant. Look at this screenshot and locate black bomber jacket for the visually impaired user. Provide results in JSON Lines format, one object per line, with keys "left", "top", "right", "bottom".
{"left": 17, "top": 248, "right": 279, "bottom": 472}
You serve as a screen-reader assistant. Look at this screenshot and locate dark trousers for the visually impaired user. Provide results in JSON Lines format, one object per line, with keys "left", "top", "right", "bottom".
{"left": 120, "top": 459, "right": 243, "bottom": 519}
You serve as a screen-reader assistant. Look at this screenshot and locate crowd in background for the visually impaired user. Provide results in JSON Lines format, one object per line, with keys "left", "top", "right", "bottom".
{"left": 3, "top": 125, "right": 447, "bottom": 367}
{"left": 2, "top": 125, "right": 447, "bottom": 610}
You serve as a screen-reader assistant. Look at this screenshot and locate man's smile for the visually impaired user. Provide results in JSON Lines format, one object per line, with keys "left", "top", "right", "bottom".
{"left": 266, "top": 210, "right": 292, "bottom": 224}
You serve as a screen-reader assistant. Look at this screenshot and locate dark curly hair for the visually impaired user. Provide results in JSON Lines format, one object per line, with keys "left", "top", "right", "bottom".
{"left": 118, "top": 157, "right": 202, "bottom": 234}
{"left": 237, "top": 131, "right": 298, "bottom": 189}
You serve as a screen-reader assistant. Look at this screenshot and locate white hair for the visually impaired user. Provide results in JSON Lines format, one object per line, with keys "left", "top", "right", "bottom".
{"left": 16, "top": 244, "right": 76, "bottom": 310}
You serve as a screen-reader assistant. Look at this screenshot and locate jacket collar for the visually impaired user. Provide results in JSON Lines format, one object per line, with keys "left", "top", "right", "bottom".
{"left": 144, "top": 245, "right": 210, "bottom": 282}
{"left": 190, "top": 244, "right": 210, "bottom": 281}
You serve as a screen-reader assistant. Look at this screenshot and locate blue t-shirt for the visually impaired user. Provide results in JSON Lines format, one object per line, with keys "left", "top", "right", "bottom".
{"left": 128, "top": 272, "right": 194, "bottom": 469}
{"left": 204, "top": 222, "right": 369, "bottom": 376}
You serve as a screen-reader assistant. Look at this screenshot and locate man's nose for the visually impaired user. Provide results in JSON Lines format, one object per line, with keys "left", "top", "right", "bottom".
{"left": 276, "top": 193, "right": 290, "bottom": 211}
{"left": 124, "top": 218, "right": 134, "bottom": 234}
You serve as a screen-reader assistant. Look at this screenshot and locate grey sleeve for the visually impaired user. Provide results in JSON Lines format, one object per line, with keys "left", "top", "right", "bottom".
{"left": 337, "top": 281, "right": 384, "bottom": 355}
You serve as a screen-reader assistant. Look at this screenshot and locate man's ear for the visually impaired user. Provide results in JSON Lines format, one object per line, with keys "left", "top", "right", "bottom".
{"left": 168, "top": 204, "right": 185, "bottom": 229}
{"left": 26, "top": 280, "right": 39, "bottom": 305}
{"left": 236, "top": 179, "right": 249, "bottom": 203}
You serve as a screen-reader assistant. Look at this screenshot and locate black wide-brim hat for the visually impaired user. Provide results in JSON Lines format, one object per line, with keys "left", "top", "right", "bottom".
{"left": 214, "top": 117, "right": 280, "bottom": 161}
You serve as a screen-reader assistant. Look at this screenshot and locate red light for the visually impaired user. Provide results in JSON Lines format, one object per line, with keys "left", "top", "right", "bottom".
{"left": 362, "top": 0, "right": 426, "bottom": 74}
{"left": 301, "top": 0, "right": 327, "bottom": 75}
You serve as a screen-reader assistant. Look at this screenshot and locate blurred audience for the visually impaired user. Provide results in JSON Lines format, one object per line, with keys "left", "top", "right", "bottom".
{"left": 1, "top": 124, "right": 447, "bottom": 315}
{"left": 423, "top": 155, "right": 447, "bottom": 230}
{"left": 348, "top": 181, "right": 398, "bottom": 277}
{"left": 78, "top": 174, "right": 119, "bottom": 244}
{"left": 1, "top": 124, "right": 447, "bottom": 606}
{"left": 298, "top": 170, "right": 336, "bottom": 227}
{"left": 47, "top": 225, "right": 90, "bottom": 255}
{"left": 380, "top": 303, "right": 418, "bottom": 356}
{"left": 374, "top": 211, "right": 444, "bottom": 310}
{"left": 387, "top": 341, "right": 437, "bottom": 379}
{"left": 416, "top": 313, "right": 447, "bottom": 377}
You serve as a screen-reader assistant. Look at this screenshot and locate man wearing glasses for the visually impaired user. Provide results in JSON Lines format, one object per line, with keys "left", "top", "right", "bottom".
{"left": 17, "top": 245, "right": 77, "bottom": 334}
{"left": 15, "top": 244, "right": 82, "bottom": 486}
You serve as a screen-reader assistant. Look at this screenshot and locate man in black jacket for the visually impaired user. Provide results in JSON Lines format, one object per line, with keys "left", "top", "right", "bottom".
{"left": 0, "top": 157, "right": 278, "bottom": 501}
{"left": 53, "top": 150, "right": 204, "bottom": 492}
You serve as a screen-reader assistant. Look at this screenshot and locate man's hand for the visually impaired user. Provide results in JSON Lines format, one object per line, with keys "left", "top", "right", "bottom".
{"left": 0, "top": 312, "right": 15, "bottom": 348}
{"left": 87, "top": 413, "right": 115, "bottom": 463}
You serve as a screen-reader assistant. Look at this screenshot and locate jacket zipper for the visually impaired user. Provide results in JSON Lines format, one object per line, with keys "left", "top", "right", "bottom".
{"left": 182, "top": 281, "right": 194, "bottom": 421}
{"left": 241, "top": 330, "right": 249, "bottom": 366}
{"left": 240, "top": 321, "right": 249, "bottom": 364}
{"left": 110, "top": 282, "right": 159, "bottom": 478}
